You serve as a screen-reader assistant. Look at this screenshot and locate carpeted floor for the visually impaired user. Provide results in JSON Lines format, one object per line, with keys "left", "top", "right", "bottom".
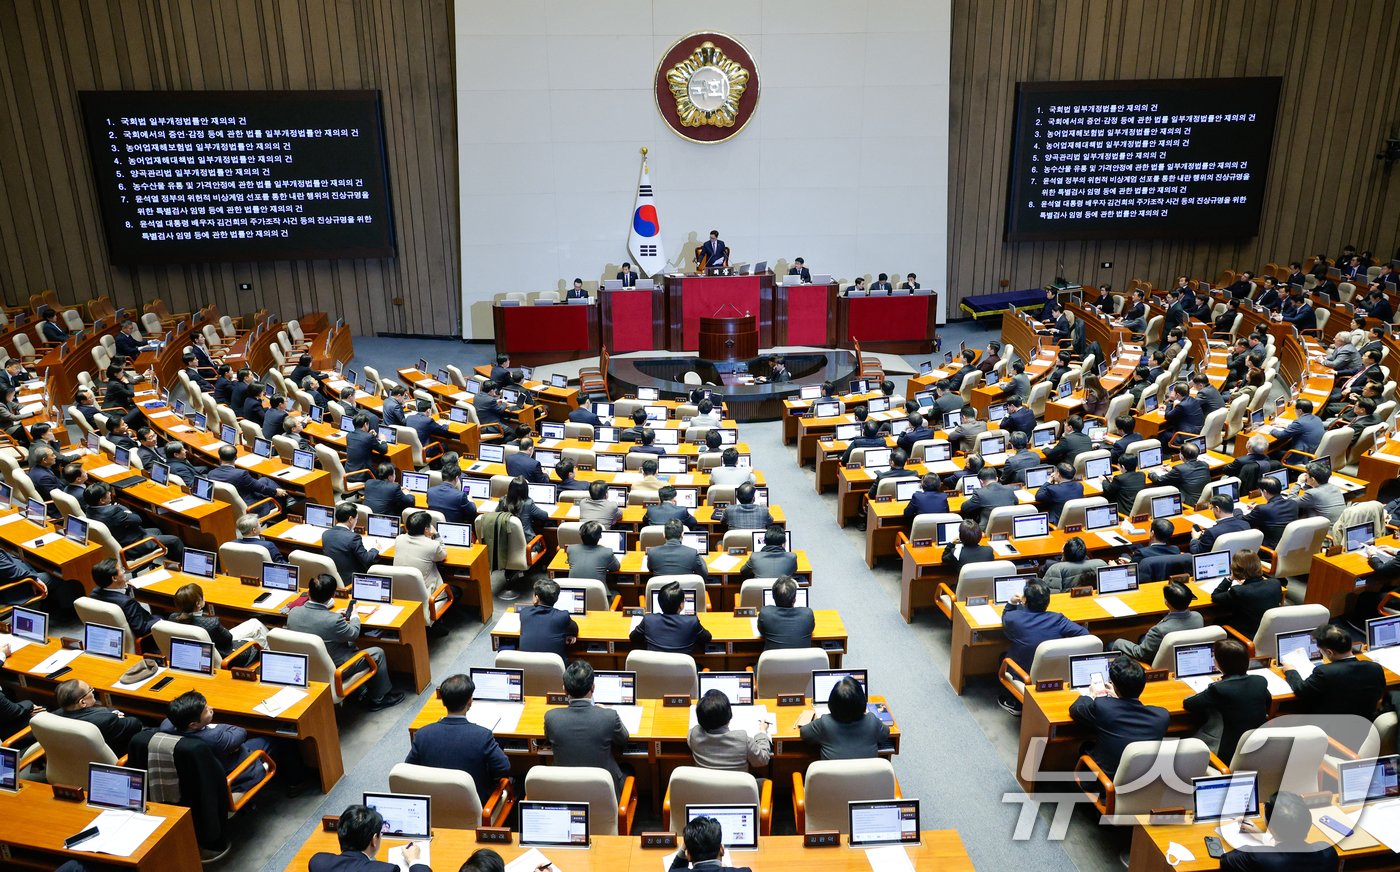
{"left": 53, "top": 326, "right": 1127, "bottom": 870}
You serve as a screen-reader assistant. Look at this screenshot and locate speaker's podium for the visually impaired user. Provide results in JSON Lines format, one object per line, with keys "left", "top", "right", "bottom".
{"left": 699, "top": 312, "right": 758, "bottom": 361}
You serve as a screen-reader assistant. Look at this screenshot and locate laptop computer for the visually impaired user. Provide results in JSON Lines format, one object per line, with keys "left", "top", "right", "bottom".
{"left": 9, "top": 606, "right": 47, "bottom": 644}
{"left": 182, "top": 548, "right": 216, "bottom": 579}
{"left": 1095, "top": 564, "right": 1139, "bottom": 595}
{"left": 1192, "top": 772, "right": 1258, "bottom": 823}
{"left": 0, "top": 746, "right": 16, "bottom": 792}
{"left": 261, "top": 563, "right": 299, "bottom": 592}
{"left": 554, "top": 586, "right": 588, "bottom": 615}
{"left": 698, "top": 671, "right": 756, "bottom": 706}
{"left": 518, "top": 801, "right": 590, "bottom": 848}
{"left": 168, "top": 637, "right": 216, "bottom": 676}
{"left": 648, "top": 588, "right": 697, "bottom": 615}
{"left": 812, "top": 669, "right": 868, "bottom": 707}
{"left": 363, "top": 792, "right": 432, "bottom": 840}
{"left": 1011, "top": 513, "right": 1050, "bottom": 539}
{"left": 993, "top": 575, "right": 1033, "bottom": 604}
{"left": 1192, "top": 550, "right": 1231, "bottom": 586}
{"left": 848, "top": 799, "right": 921, "bottom": 847}
{"left": 592, "top": 671, "right": 637, "bottom": 706}
{"left": 1068, "top": 652, "right": 1118, "bottom": 692}
{"left": 260, "top": 650, "right": 310, "bottom": 688}
{"left": 83, "top": 622, "right": 126, "bottom": 660}
{"left": 762, "top": 587, "right": 809, "bottom": 608}
{"left": 87, "top": 763, "right": 147, "bottom": 813}
{"left": 469, "top": 667, "right": 524, "bottom": 702}
{"left": 686, "top": 804, "right": 760, "bottom": 851}
{"left": 1174, "top": 641, "right": 1220, "bottom": 691}
{"left": 1337, "top": 755, "right": 1400, "bottom": 807}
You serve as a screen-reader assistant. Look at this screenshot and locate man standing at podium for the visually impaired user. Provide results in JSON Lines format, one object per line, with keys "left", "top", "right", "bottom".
{"left": 616, "top": 263, "right": 638, "bottom": 287}
{"left": 788, "top": 258, "right": 811, "bottom": 283}
{"left": 700, "top": 230, "right": 726, "bottom": 269}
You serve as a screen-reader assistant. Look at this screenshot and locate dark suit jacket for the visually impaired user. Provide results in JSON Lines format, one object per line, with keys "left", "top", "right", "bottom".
{"left": 235, "top": 535, "right": 286, "bottom": 563}
{"left": 1068, "top": 695, "right": 1170, "bottom": 777}
{"left": 105, "top": 378, "right": 136, "bottom": 411}
{"left": 903, "top": 489, "right": 950, "bottom": 525}
{"left": 568, "top": 407, "right": 602, "bottom": 427}
{"left": 262, "top": 408, "right": 289, "bottom": 442}
{"left": 645, "top": 541, "right": 710, "bottom": 582}
{"left": 208, "top": 464, "right": 278, "bottom": 504}
{"left": 1163, "top": 396, "right": 1205, "bottom": 436}
{"left": 1211, "top": 576, "right": 1284, "bottom": 637}
{"left": 669, "top": 856, "right": 751, "bottom": 872}
{"left": 1000, "top": 450, "right": 1041, "bottom": 484}
{"left": 1108, "top": 432, "right": 1143, "bottom": 464}
{"left": 1284, "top": 657, "right": 1386, "bottom": 719}
{"left": 308, "top": 851, "right": 429, "bottom": 872}
{"left": 406, "top": 715, "right": 512, "bottom": 802}
{"left": 240, "top": 394, "right": 266, "bottom": 424}
{"left": 896, "top": 425, "right": 934, "bottom": 455}
{"left": 960, "top": 482, "right": 1017, "bottom": 526}
{"left": 1035, "top": 480, "right": 1083, "bottom": 526}
{"left": 363, "top": 479, "right": 414, "bottom": 517}
{"left": 59, "top": 705, "right": 144, "bottom": 756}
{"left": 631, "top": 612, "right": 712, "bottom": 654}
{"left": 644, "top": 503, "right": 699, "bottom": 531}
{"left": 1247, "top": 496, "right": 1299, "bottom": 548}
{"left": 1043, "top": 431, "right": 1092, "bottom": 466}
{"left": 381, "top": 398, "right": 407, "bottom": 427}
{"left": 542, "top": 699, "right": 629, "bottom": 790}
{"left": 1183, "top": 673, "right": 1271, "bottom": 761}
{"left": 1002, "top": 605, "right": 1088, "bottom": 670}
{"left": 1222, "top": 453, "right": 1274, "bottom": 480}
{"left": 757, "top": 605, "right": 815, "bottom": 649}
{"left": 427, "top": 483, "right": 477, "bottom": 524}
{"left": 739, "top": 546, "right": 797, "bottom": 580}
{"left": 1219, "top": 844, "right": 1339, "bottom": 871}
{"left": 213, "top": 377, "right": 234, "bottom": 406}
{"left": 616, "top": 270, "right": 638, "bottom": 287}
{"left": 788, "top": 266, "right": 812, "bottom": 282}
{"left": 88, "top": 503, "right": 153, "bottom": 550}
{"left": 1003, "top": 407, "right": 1037, "bottom": 436}
{"left": 1157, "top": 459, "right": 1210, "bottom": 506}
{"left": 505, "top": 451, "right": 548, "bottom": 483}
{"left": 519, "top": 603, "right": 579, "bottom": 660}
{"left": 321, "top": 525, "right": 379, "bottom": 581}
{"left": 344, "top": 430, "right": 388, "bottom": 474}
{"left": 406, "top": 413, "right": 450, "bottom": 445}
{"left": 1190, "top": 515, "right": 1251, "bottom": 553}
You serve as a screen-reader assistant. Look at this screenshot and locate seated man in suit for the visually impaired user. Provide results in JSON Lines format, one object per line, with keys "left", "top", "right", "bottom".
{"left": 1034, "top": 463, "right": 1082, "bottom": 526}
{"left": 427, "top": 462, "right": 478, "bottom": 525}
{"left": 405, "top": 399, "right": 452, "bottom": 452}
{"left": 114, "top": 319, "right": 147, "bottom": 358}
{"left": 1189, "top": 495, "right": 1251, "bottom": 553}
{"left": 1282, "top": 623, "right": 1386, "bottom": 720}
{"left": 287, "top": 573, "right": 402, "bottom": 710}
{"left": 321, "top": 501, "right": 381, "bottom": 582}
{"left": 961, "top": 467, "right": 1017, "bottom": 526}
{"left": 489, "top": 353, "right": 514, "bottom": 385}
{"left": 1002, "top": 395, "right": 1037, "bottom": 438}
{"left": 54, "top": 678, "right": 145, "bottom": 757}
{"left": 1000, "top": 580, "right": 1088, "bottom": 714}
{"left": 1042, "top": 536, "right": 1106, "bottom": 592}
{"left": 647, "top": 519, "right": 710, "bottom": 583}
{"left": 1293, "top": 460, "right": 1345, "bottom": 525}
{"left": 616, "top": 262, "right": 638, "bottom": 287}
{"left": 871, "top": 447, "right": 918, "bottom": 490}
{"left": 1043, "top": 414, "right": 1092, "bottom": 466}
{"left": 765, "top": 355, "right": 792, "bottom": 383}
{"left": 1181, "top": 638, "right": 1270, "bottom": 762}
{"left": 519, "top": 577, "right": 579, "bottom": 660}
{"left": 618, "top": 408, "right": 650, "bottom": 443}
{"left": 787, "top": 257, "right": 811, "bottom": 283}
{"left": 1107, "top": 414, "right": 1143, "bottom": 465}
{"left": 405, "top": 672, "right": 512, "bottom": 804}
{"left": 629, "top": 428, "right": 666, "bottom": 457}
{"left": 1245, "top": 476, "right": 1298, "bottom": 549}
{"left": 565, "top": 277, "right": 590, "bottom": 301}
{"left": 505, "top": 437, "right": 549, "bottom": 483}
{"left": 552, "top": 458, "right": 586, "bottom": 495}
{"left": 1268, "top": 398, "right": 1324, "bottom": 455}
{"left": 567, "top": 402, "right": 602, "bottom": 428}
{"left": 234, "top": 512, "right": 287, "bottom": 563}
{"left": 86, "top": 482, "right": 185, "bottom": 563}
{"left": 946, "top": 405, "right": 987, "bottom": 454}
{"left": 709, "top": 448, "right": 754, "bottom": 488}
{"left": 288, "top": 353, "right": 320, "bottom": 387}
{"left": 262, "top": 394, "right": 290, "bottom": 443}
{"left": 309, "top": 804, "right": 430, "bottom": 872}
{"left": 631, "top": 580, "right": 712, "bottom": 654}
{"left": 161, "top": 690, "right": 290, "bottom": 794}
{"left": 1150, "top": 440, "right": 1210, "bottom": 506}
{"left": 163, "top": 441, "right": 208, "bottom": 486}
{"left": 741, "top": 525, "right": 798, "bottom": 581}
{"left": 363, "top": 462, "right": 414, "bottom": 518}
{"left": 870, "top": 272, "right": 893, "bottom": 292}
{"left": 38, "top": 306, "right": 69, "bottom": 342}
{"left": 699, "top": 230, "right": 726, "bottom": 269}
{"left": 472, "top": 380, "right": 516, "bottom": 428}
{"left": 344, "top": 413, "right": 390, "bottom": 474}
{"left": 642, "top": 486, "right": 699, "bottom": 533}
{"left": 840, "top": 420, "right": 886, "bottom": 466}
{"left": 542, "top": 660, "right": 630, "bottom": 791}
{"left": 88, "top": 557, "right": 161, "bottom": 639}
{"left": 902, "top": 473, "right": 950, "bottom": 526}
{"left": 578, "top": 479, "right": 623, "bottom": 528}
{"left": 723, "top": 482, "right": 773, "bottom": 531}
{"left": 999, "top": 432, "right": 1040, "bottom": 485}
{"left": 180, "top": 352, "right": 212, "bottom": 392}
{"left": 565, "top": 520, "right": 621, "bottom": 592}
{"left": 1001, "top": 362, "right": 1032, "bottom": 401}
{"left": 1222, "top": 434, "right": 1275, "bottom": 481}
{"left": 1068, "top": 655, "right": 1170, "bottom": 777}
{"left": 1109, "top": 581, "right": 1203, "bottom": 662}
{"left": 1159, "top": 382, "right": 1204, "bottom": 446}
{"left": 896, "top": 411, "right": 934, "bottom": 455}
{"left": 689, "top": 400, "right": 723, "bottom": 428}
{"left": 1216, "top": 791, "right": 1339, "bottom": 872}
{"left": 756, "top": 576, "right": 814, "bottom": 649}
{"left": 1130, "top": 518, "right": 1181, "bottom": 563}
{"left": 671, "top": 815, "right": 753, "bottom": 872}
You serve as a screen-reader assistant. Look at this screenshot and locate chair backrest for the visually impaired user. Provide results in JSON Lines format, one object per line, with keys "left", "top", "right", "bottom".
{"left": 29, "top": 711, "right": 117, "bottom": 788}
{"left": 1110, "top": 739, "right": 1212, "bottom": 816}
{"left": 563, "top": 424, "right": 595, "bottom": 441}
{"left": 1122, "top": 439, "right": 1162, "bottom": 464}
{"left": 1312, "top": 429, "right": 1352, "bottom": 471}
{"left": 1198, "top": 477, "right": 1241, "bottom": 507}
{"left": 1210, "top": 528, "right": 1264, "bottom": 559}
{"left": 474, "top": 512, "right": 531, "bottom": 571}
{"left": 985, "top": 504, "right": 1037, "bottom": 536}
{"left": 50, "top": 489, "right": 84, "bottom": 521}
{"left": 552, "top": 578, "right": 612, "bottom": 611}
{"left": 1057, "top": 496, "right": 1109, "bottom": 530}
{"left": 83, "top": 518, "right": 125, "bottom": 563}
{"left": 625, "top": 650, "right": 699, "bottom": 698}
{"left": 151, "top": 619, "right": 215, "bottom": 656}
{"left": 389, "top": 762, "right": 483, "bottom": 829}
{"left": 1072, "top": 449, "right": 1111, "bottom": 480}
{"left": 1129, "top": 485, "right": 1181, "bottom": 520}
{"left": 720, "top": 529, "right": 755, "bottom": 551}
{"left": 755, "top": 649, "right": 831, "bottom": 698}
{"left": 666, "top": 767, "right": 760, "bottom": 835}
{"left": 802, "top": 759, "right": 897, "bottom": 833}
{"left": 1026, "top": 380, "right": 1051, "bottom": 417}
{"left": 1229, "top": 725, "right": 1329, "bottom": 799}
{"left": 1198, "top": 408, "right": 1228, "bottom": 452}
{"left": 267, "top": 627, "right": 346, "bottom": 701}
{"left": 736, "top": 578, "right": 784, "bottom": 609}
{"left": 377, "top": 565, "right": 436, "bottom": 624}
{"left": 705, "top": 484, "right": 737, "bottom": 505}
{"left": 74, "top": 595, "right": 137, "bottom": 654}
{"left": 644, "top": 575, "right": 707, "bottom": 612}
{"left": 1270, "top": 517, "right": 1331, "bottom": 577}
{"left": 957, "top": 559, "right": 1018, "bottom": 592}
{"left": 908, "top": 512, "right": 961, "bottom": 543}
{"left": 1331, "top": 500, "right": 1386, "bottom": 545}
{"left": 1151, "top": 626, "right": 1226, "bottom": 670}
{"left": 524, "top": 767, "right": 621, "bottom": 836}
{"left": 638, "top": 525, "right": 667, "bottom": 549}
{"left": 209, "top": 480, "right": 251, "bottom": 516}
{"left": 1252, "top": 604, "right": 1330, "bottom": 658}
{"left": 495, "top": 650, "right": 565, "bottom": 696}
{"left": 1027, "top": 635, "right": 1104, "bottom": 682}
{"left": 290, "top": 549, "right": 339, "bottom": 587}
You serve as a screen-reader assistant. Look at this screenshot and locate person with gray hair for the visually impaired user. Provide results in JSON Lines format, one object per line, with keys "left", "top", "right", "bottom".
{"left": 234, "top": 512, "right": 286, "bottom": 563}
{"left": 1294, "top": 460, "right": 1345, "bottom": 525}
{"left": 1319, "top": 330, "right": 1361, "bottom": 376}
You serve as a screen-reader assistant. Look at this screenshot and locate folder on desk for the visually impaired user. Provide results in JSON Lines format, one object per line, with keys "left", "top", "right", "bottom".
{"left": 494, "top": 611, "right": 521, "bottom": 634}
{"left": 234, "top": 455, "right": 263, "bottom": 469}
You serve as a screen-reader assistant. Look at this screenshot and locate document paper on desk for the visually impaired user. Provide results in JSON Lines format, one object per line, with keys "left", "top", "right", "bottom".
{"left": 90, "top": 463, "right": 132, "bottom": 477}
{"left": 605, "top": 704, "right": 645, "bottom": 734}
{"left": 708, "top": 553, "right": 743, "bottom": 573}
{"left": 1246, "top": 667, "right": 1294, "bottom": 698}
{"left": 279, "top": 524, "right": 325, "bottom": 544}
{"left": 0, "top": 512, "right": 24, "bottom": 527}
{"left": 255, "top": 686, "right": 308, "bottom": 716}
{"left": 368, "top": 604, "right": 404, "bottom": 625}
{"left": 965, "top": 604, "right": 1002, "bottom": 627}
{"left": 1095, "top": 596, "right": 1137, "bottom": 618}
{"left": 1365, "top": 647, "right": 1400, "bottom": 676}
{"left": 31, "top": 648, "right": 82, "bottom": 674}
{"left": 128, "top": 569, "right": 172, "bottom": 589}
{"left": 494, "top": 610, "right": 521, "bottom": 634}
{"left": 234, "top": 454, "right": 263, "bottom": 469}
{"left": 78, "top": 809, "right": 165, "bottom": 857}
{"left": 1356, "top": 798, "right": 1400, "bottom": 851}
{"left": 468, "top": 701, "right": 525, "bottom": 733}
{"left": 866, "top": 845, "right": 917, "bottom": 872}
{"left": 163, "top": 495, "right": 209, "bottom": 512}
{"left": 505, "top": 848, "right": 558, "bottom": 872}
{"left": 387, "top": 843, "right": 430, "bottom": 872}
{"left": 0, "top": 633, "right": 30, "bottom": 655}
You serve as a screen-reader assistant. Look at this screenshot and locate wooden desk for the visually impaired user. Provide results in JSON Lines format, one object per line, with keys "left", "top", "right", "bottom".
{"left": 304, "top": 420, "right": 417, "bottom": 473}
{"left": 835, "top": 292, "right": 938, "bottom": 354}
{"left": 1305, "top": 536, "right": 1399, "bottom": 617}
{"left": 131, "top": 568, "right": 434, "bottom": 693}
{"left": 287, "top": 830, "right": 972, "bottom": 871}
{"left": 547, "top": 549, "right": 814, "bottom": 612}
{"left": 490, "top": 608, "right": 846, "bottom": 669}
{"left": 78, "top": 453, "right": 237, "bottom": 550}
{"left": 0, "top": 781, "right": 201, "bottom": 870}
{"left": 493, "top": 302, "right": 601, "bottom": 367}
{"left": 1129, "top": 814, "right": 1397, "bottom": 871}
{"left": 781, "top": 389, "right": 882, "bottom": 447}
{"left": 260, "top": 520, "right": 495, "bottom": 621}
{"left": 2, "top": 638, "right": 344, "bottom": 792}
{"left": 946, "top": 579, "right": 1226, "bottom": 693}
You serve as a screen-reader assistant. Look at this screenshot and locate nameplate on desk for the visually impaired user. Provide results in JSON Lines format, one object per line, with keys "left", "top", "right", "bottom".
{"left": 52, "top": 784, "right": 85, "bottom": 803}
{"left": 1170, "top": 573, "right": 1191, "bottom": 585}
{"left": 1062, "top": 524, "right": 1083, "bottom": 534}
{"left": 991, "top": 533, "right": 1009, "bottom": 542}
{"left": 60, "top": 636, "right": 83, "bottom": 650}
{"left": 1131, "top": 514, "right": 1149, "bottom": 524}
{"left": 846, "top": 462, "right": 862, "bottom": 470}
{"left": 804, "top": 831, "right": 841, "bottom": 848}
{"left": 230, "top": 667, "right": 258, "bottom": 682}
{"left": 321, "top": 816, "right": 340, "bottom": 832}
{"left": 734, "top": 607, "right": 757, "bottom": 618}
{"left": 1035, "top": 679, "right": 1064, "bottom": 692}
{"left": 874, "top": 495, "right": 893, "bottom": 503}
{"left": 545, "top": 692, "right": 569, "bottom": 706}
{"left": 1144, "top": 669, "right": 1170, "bottom": 683}
{"left": 623, "top": 607, "right": 644, "bottom": 617}
{"left": 965, "top": 595, "right": 990, "bottom": 607}
{"left": 578, "top": 465, "right": 593, "bottom": 472}
{"left": 1069, "top": 586, "right": 1094, "bottom": 598}
{"left": 239, "top": 576, "right": 260, "bottom": 586}
{"left": 911, "top": 538, "right": 932, "bottom": 548}
{"left": 727, "top": 546, "right": 747, "bottom": 556}
{"left": 663, "top": 694, "right": 691, "bottom": 707}
{"left": 1148, "top": 807, "right": 1189, "bottom": 826}
{"left": 640, "top": 832, "right": 678, "bottom": 849}
{"left": 476, "top": 827, "right": 512, "bottom": 844}
{"left": 777, "top": 693, "right": 806, "bottom": 706}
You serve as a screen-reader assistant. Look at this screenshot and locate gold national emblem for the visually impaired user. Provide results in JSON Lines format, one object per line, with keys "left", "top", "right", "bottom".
{"left": 664, "top": 41, "right": 750, "bottom": 129}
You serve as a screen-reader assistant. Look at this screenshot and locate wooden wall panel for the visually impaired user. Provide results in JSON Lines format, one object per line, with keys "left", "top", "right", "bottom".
{"left": 949, "top": 0, "right": 1400, "bottom": 313}
{"left": 0, "top": 0, "right": 459, "bottom": 336}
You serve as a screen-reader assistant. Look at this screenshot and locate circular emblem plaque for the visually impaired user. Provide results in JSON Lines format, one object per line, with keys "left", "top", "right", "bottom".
{"left": 654, "top": 32, "right": 760, "bottom": 144}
